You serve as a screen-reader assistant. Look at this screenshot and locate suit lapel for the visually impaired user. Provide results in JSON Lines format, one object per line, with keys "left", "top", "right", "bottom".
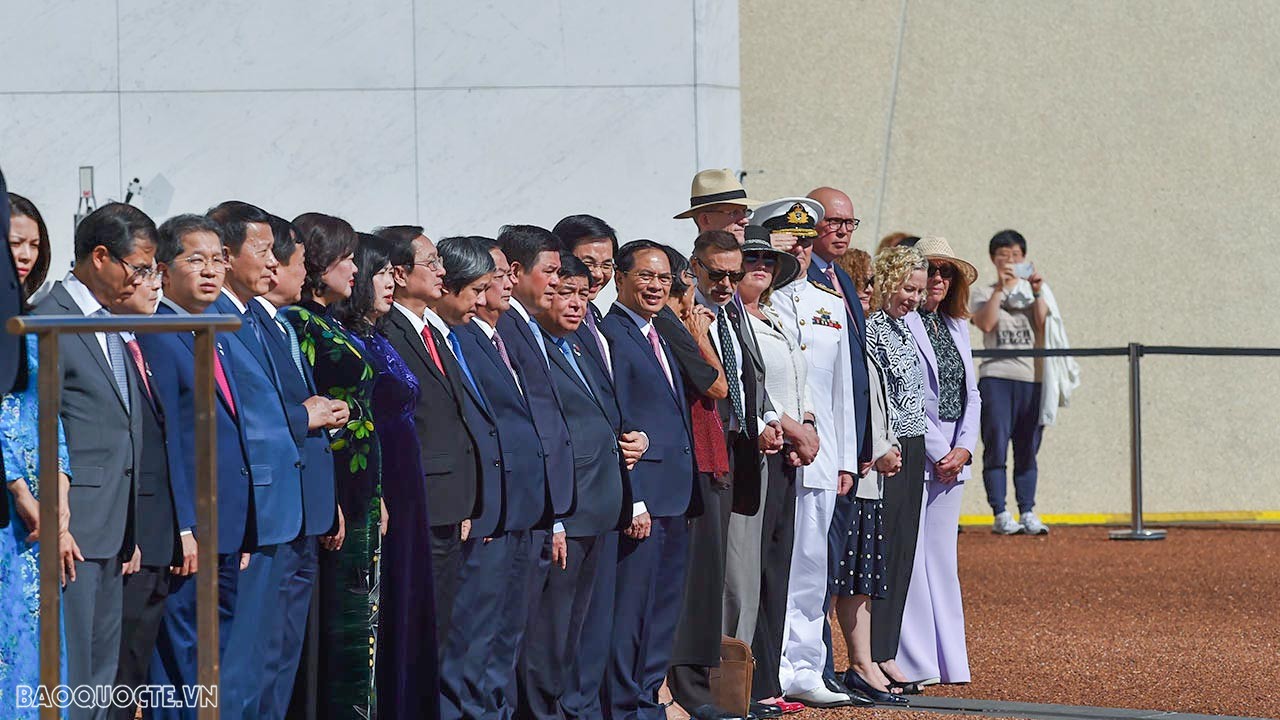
{"left": 467, "top": 323, "right": 529, "bottom": 408}
{"left": 53, "top": 285, "right": 128, "bottom": 413}
{"left": 906, "top": 311, "right": 940, "bottom": 390}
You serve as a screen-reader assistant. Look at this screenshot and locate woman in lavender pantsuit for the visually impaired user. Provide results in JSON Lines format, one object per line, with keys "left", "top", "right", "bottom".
{"left": 899, "top": 237, "right": 981, "bottom": 685}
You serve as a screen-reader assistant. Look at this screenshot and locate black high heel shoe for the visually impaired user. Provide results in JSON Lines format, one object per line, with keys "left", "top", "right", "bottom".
{"left": 841, "top": 670, "right": 908, "bottom": 705}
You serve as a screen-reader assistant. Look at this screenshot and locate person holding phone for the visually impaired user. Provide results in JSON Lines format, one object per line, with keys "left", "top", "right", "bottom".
{"left": 969, "top": 229, "right": 1049, "bottom": 535}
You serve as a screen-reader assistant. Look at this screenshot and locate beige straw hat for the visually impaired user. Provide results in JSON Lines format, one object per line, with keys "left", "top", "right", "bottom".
{"left": 674, "top": 168, "right": 762, "bottom": 219}
{"left": 914, "top": 236, "right": 977, "bottom": 284}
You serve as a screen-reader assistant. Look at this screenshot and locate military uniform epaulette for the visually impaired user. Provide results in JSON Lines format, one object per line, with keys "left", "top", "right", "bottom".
{"left": 808, "top": 279, "right": 843, "bottom": 298}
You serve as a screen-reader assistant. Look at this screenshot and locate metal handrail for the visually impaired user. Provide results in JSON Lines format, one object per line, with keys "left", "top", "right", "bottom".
{"left": 968, "top": 343, "right": 1280, "bottom": 541}
{"left": 7, "top": 313, "right": 241, "bottom": 720}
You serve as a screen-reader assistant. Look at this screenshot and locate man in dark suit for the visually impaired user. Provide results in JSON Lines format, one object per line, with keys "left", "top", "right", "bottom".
{"left": 110, "top": 245, "right": 180, "bottom": 720}
{"left": 34, "top": 203, "right": 153, "bottom": 719}
{"left": 599, "top": 241, "right": 703, "bottom": 720}
{"left": 252, "top": 215, "right": 344, "bottom": 719}
{"left": 380, "top": 225, "right": 479, "bottom": 646}
{"left": 523, "top": 254, "right": 631, "bottom": 720}
{"left": 140, "top": 214, "right": 254, "bottom": 720}
{"left": 804, "top": 188, "right": 874, "bottom": 692}
{"left": 207, "top": 200, "right": 339, "bottom": 719}
{"left": 442, "top": 239, "right": 550, "bottom": 720}
{"left": 666, "top": 231, "right": 782, "bottom": 720}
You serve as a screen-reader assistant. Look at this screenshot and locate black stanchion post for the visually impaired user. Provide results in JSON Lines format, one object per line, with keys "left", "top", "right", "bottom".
{"left": 1110, "top": 343, "right": 1166, "bottom": 541}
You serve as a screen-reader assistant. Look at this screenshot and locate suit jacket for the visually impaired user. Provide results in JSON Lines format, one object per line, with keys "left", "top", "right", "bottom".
{"left": 651, "top": 306, "right": 721, "bottom": 396}
{"left": 496, "top": 307, "right": 575, "bottom": 517}
{"left": 904, "top": 311, "right": 981, "bottom": 482}
{"left": 600, "top": 306, "right": 696, "bottom": 519}
{"left": 455, "top": 321, "right": 549, "bottom": 531}
{"left": 0, "top": 166, "right": 22, "bottom": 394}
{"left": 211, "top": 294, "right": 305, "bottom": 546}
{"left": 250, "top": 300, "right": 338, "bottom": 536}
{"left": 33, "top": 282, "right": 142, "bottom": 560}
{"left": 808, "top": 261, "right": 872, "bottom": 464}
{"left": 384, "top": 307, "right": 479, "bottom": 526}
{"left": 541, "top": 329, "right": 626, "bottom": 536}
{"left": 441, "top": 326, "right": 500, "bottom": 537}
{"left": 132, "top": 352, "right": 179, "bottom": 568}
{"left": 708, "top": 299, "right": 766, "bottom": 515}
{"left": 139, "top": 303, "right": 254, "bottom": 555}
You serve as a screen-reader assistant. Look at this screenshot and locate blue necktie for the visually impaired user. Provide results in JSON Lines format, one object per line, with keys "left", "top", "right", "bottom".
{"left": 447, "top": 330, "right": 486, "bottom": 408}
{"left": 274, "top": 308, "right": 307, "bottom": 383}
{"left": 526, "top": 315, "right": 551, "bottom": 367}
{"left": 94, "top": 308, "right": 130, "bottom": 413}
{"left": 554, "top": 337, "right": 594, "bottom": 399}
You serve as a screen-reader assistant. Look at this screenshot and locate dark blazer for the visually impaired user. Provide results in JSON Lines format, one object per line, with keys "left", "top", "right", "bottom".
{"left": 384, "top": 307, "right": 479, "bottom": 526}
{"left": 131, "top": 353, "right": 179, "bottom": 568}
{"left": 718, "top": 300, "right": 766, "bottom": 515}
{"left": 651, "top": 306, "right": 721, "bottom": 396}
{"left": 455, "top": 321, "right": 548, "bottom": 531}
{"left": 211, "top": 294, "right": 305, "bottom": 546}
{"left": 139, "top": 303, "right": 254, "bottom": 555}
{"left": 541, "top": 329, "right": 625, "bottom": 537}
{"left": 495, "top": 305, "right": 575, "bottom": 517}
{"left": 249, "top": 300, "right": 337, "bottom": 536}
{"left": 564, "top": 325, "right": 634, "bottom": 531}
{"left": 0, "top": 166, "right": 22, "bottom": 394}
{"left": 32, "top": 282, "right": 141, "bottom": 560}
{"left": 808, "top": 261, "right": 872, "bottom": 464}
{"left": 441, "top": 326, "right": 500, "bottom": 537}
{"left": 600, "top": 306, "right": 695, "bottom": 519}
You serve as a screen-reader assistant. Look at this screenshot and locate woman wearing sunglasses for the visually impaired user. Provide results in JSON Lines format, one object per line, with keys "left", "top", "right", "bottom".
{"left": 897, "top": 237, "right": 981, "bottom": 689}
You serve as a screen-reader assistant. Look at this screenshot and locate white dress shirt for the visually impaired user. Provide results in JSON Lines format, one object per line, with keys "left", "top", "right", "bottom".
{"left": 62, "top": 272, "right": 110, "bottom": 361}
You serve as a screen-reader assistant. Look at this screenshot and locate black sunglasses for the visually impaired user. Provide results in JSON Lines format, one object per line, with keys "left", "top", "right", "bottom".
{"left": 928, "top": 263, "right": 955, "bottom": 280}
{"left": 742, "top": 252, "right": 777, "bottom": 268}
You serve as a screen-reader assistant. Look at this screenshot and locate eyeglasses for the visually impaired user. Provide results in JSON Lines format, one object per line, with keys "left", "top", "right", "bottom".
{"left": 700, "top": 207, "right": 750, "bottom": 222}
{"left": 823, "top": 217, "right": 860, "bottom": 231}
{"left": 412, "top": 257, "right": 442, "bottom": 272}
{"left": 742, "top": 252, "right": 777, "bottom": 268}
{"left": 703, "top": 268, "right": 746, "bottom": 283}
{"left": 111, "top": 255, "right": 160, "bottom": 284}
{"left": 580, "top": 258, "right": 616, "bottom": 272}
{"left": 625, "top": 270, "right": 673, "bottom": 287}
{"left": 176, "top": 253, "right": 228, "bottom": 274}
{"left": 928, "top": 263, "right": 955, "bottom": 280}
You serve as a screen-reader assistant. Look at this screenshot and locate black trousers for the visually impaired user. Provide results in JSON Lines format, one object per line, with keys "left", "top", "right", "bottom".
{"left": 751, "top": 457, "right": 796, "bottom": 700}
{"left": 111, "top": 565, "right": 171, "bottom": 720}
{"left": 668, "top": 474, "right": 734, "bottom": 711}
{"left": 871, "top": 435, "right": 925, "bottom": 662}
{"left": 431, "top": 522, "right": 462, "bottom": 655}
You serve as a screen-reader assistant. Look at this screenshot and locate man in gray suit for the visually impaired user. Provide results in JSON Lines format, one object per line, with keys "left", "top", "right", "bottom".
{"left": 34, "top": 203, "right": 155, "bottom": 719}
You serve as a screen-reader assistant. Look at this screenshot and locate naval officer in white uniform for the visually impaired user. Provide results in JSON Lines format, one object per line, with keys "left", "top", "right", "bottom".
{"left": 760, "top": 197, "right": 863, "bottom": 709}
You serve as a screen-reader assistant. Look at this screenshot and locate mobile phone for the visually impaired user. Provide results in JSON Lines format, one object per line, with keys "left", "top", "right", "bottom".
{"left": 1012, "top": 261, "right": 1034, "bottom": 279}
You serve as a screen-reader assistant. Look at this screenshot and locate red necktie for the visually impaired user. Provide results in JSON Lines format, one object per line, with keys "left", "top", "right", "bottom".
{"left": 213, "top": 349, "right": 236, "bottom": 417}
{"left": 125, "top": 339, "right": 152, "bottom": 401}
{"left": 421, "top": 326, "right": 446, "bottom": 375}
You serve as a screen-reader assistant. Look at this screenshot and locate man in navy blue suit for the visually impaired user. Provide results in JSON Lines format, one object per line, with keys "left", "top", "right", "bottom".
{"left": 250, "top": 215, "right": 344, "bottom": 719}
{"left": 206, "top": 201, "right": 344, "bottom": 719}
{"left": 523, "top": 254, "right": 635, "bottom": 720}
{"left": 600, "top": 240, "right": 699, "bottom": 720}
{"left": 802, "top": 188, "right": 874, "bottom": 693}
{"left": 442, "top": 238, "right": 551, "bottom": 720}
{"left": 140, "top": 214, "right": 253, "bottom": 720}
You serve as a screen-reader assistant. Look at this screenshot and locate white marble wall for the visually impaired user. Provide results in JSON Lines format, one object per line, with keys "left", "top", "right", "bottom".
{"left": 0, "top": 0, "right": 741, "bottom": 278}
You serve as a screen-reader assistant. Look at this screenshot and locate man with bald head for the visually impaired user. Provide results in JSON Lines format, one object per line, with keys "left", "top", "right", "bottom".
{"left": 806, "top": 186, "right": 875, "bottom": 695}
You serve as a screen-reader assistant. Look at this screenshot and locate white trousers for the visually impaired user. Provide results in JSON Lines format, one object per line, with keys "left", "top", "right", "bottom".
{"left": 897, "top": 478, "right": 970, "bottom": 683}
{"left": 777, "top": 486, "right": 837, "bottom": 695}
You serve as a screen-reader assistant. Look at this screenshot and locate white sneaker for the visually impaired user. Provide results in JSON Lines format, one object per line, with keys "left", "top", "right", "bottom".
{"left": 992, "top": 511, "right": 1023, "bottom": 535}
{"left": 1020, "top": 511, "right": 1049, "bottom": 535}
{"left": 786, "top": 686, "right": 854, "bottom": 708}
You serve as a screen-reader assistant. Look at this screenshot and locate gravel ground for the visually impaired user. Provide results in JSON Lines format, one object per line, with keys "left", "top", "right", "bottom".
{"left": 791, "top": 525, "right": 1280, "bottom": 719}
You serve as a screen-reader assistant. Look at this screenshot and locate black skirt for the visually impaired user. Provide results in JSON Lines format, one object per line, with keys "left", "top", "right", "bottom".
{"left": 831, "top": 497, "right": 887, "bottom": 598}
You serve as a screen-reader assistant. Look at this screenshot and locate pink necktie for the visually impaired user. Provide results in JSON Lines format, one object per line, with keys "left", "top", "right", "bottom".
{"left": 125, "top": 339, "right": 152, "bottom": 401}
{"left": 213, "top": 349, "right": 236, "bottom": 418}
{"left": 492, "top": 332, "right": 521, "bottom": 389}
{"left": 826, "top": 265, "right": 857, "bottom": 323}
{"left": 647, "top": 326, "right": 673, "bottom": 389}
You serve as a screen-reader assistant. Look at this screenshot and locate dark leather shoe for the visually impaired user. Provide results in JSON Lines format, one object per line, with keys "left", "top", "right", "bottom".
{"left": 842, "top": 669, "right": 909, "bottom": 705}
{"left": 825, "top": 676, "right": 873, "bottom": 706}
{"left": 687, "top": 703, "right": 752, "bottom": 720}
{"left": 749, "top": 702, "right": 783, "bottom": 718}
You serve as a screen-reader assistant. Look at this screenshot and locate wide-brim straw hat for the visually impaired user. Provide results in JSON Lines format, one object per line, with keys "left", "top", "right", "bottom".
{"left": 674, "top": 168, "right": 763, "bottom": 219}
{"left": 742, "top": 225, "right": 803, "bottom": 288}
{"left": 914, "top": 236, "right": 977, "bottom": 284}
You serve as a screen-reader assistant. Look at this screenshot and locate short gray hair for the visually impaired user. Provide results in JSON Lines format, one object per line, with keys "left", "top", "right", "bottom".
{"left": 438, "top": 236, "right": 496, "bottom": 293}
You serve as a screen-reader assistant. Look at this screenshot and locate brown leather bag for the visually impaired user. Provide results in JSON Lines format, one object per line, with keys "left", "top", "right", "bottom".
{"left": 709, "top": 635, "right": 754, "bottom": 716}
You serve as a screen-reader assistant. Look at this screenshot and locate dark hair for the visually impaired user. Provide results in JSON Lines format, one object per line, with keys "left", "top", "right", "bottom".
{"left": 666, "top": 247, "right": 693, "bottom": 297}
{"left": 557, "top": 252, "right": 591, "bottom": 282}
{"left": 206, "top": 200, "right": 272, "bottom": 252}
{"left": 334, "top": 232, "right": 394, "bottom": 336}
{"left": 615, "top": 239, "right": 669, "bottom": 273}
{"left": 988, "top": 229, "right": 1027, "bottom": 257}
{"left": 692, "top": 229, "right": 740, "bottom": 259}
{"left": 7, "top": 193, "right": 52, "bottom": 297}
{"left": 438, "top": 236, "right": 496, "bottom": 294}
{"left": 293, "top": 213, "right": 358, "bottom": 300}
{"left": 267, "top": 215, "right": 299, "bottom": 263}
{"left": 497, "top": 224, "right": 560, "bottom": 270}
{"left": 553, "top": 214, "right": 618, "bottom": 256}
{"left": 74, "top": 202, "right": 159, "bottom": 264}
{"left": 372, "top": 225, "right": 421, "bottom": 269}
{"left": 156, "top": 214, "right": 225, "bottom": 265}
{"left": 876, "top": 232, "right": 919, "bottom": 254}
